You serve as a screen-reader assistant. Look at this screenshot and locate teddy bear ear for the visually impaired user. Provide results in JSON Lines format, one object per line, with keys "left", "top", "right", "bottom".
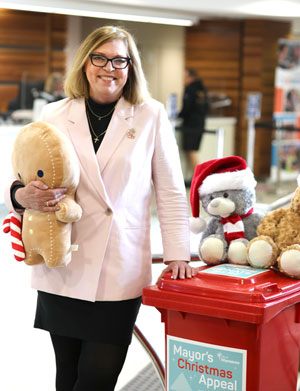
{"left": 189, "top": 217, "right": 207, "bottom": 234}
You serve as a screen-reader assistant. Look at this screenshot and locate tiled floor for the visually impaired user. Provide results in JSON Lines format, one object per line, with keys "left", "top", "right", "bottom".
{"left": 0, "top": 177, "right": 298, "bottom": 391}
{"left": 120, "top": 363, "right": 163, "bottom": 391}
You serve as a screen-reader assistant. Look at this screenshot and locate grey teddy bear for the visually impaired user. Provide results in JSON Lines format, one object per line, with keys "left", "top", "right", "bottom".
{"left": 190, "top": 156, "right": 263, "bottom": 265}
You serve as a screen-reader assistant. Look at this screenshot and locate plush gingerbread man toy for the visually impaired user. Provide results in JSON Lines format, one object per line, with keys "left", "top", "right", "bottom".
{"left": 4, "top": 121, "right": 82, "bottom": 268}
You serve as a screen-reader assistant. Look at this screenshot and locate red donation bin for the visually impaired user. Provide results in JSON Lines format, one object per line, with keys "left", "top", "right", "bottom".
{"left": 143, "top": 264, "right": 300, "bottom": 391}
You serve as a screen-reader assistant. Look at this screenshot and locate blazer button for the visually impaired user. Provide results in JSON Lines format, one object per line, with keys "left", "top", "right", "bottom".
{"left": 105, "top": 208, "right": 112, "bottom": 216}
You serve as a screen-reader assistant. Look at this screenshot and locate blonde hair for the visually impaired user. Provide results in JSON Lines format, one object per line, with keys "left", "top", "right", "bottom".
{"left": 64, "top": 25, "right": 150, "bottom": 105}
{"left": 45, "top": 72, "right": 65, "bottom": 94}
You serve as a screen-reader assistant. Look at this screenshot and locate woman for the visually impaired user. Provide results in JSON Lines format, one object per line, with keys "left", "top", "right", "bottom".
{"left": 6, "top": 26, "right": 194, "bottom": 390}
{"left": 178, "top": 67, "right": 208, "bottom": 183}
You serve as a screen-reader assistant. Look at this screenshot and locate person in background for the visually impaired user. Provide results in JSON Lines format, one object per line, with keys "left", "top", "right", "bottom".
{"left": 5, "top": 25, "right": 195, "bottom": 391}
{"left": 44, "top": 72, "right": 66, "bottom": 102}
{"left": 178, "top": 67, "right": 208, "bottom": 186}
{"left": 32, "top": 73, "right": 66, "bottom": 120}
{"left": 278, "top": 43, "right": 296, "bottom": 69}
{"left": 285, "top": 89, "right": 299, "bottom": 112}
{"left": 32, "top": 72, "right": 66, "bottom": 103}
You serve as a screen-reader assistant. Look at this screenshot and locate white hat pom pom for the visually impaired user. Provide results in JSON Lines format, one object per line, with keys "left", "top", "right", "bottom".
{"left": 189, "top": 217, "right": 207, "bottom": 234}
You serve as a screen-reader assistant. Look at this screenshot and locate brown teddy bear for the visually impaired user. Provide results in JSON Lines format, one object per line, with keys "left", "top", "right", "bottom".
{"left": 247, "top": 175, "right": 300, "bottom": 278}
{"left": 7, "top": 121, "right": 82, "bottom": 268}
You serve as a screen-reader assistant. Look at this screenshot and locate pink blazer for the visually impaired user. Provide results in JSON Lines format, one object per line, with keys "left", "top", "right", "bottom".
{"left": 6, "top": 97, "right": 190, "bottom": 302}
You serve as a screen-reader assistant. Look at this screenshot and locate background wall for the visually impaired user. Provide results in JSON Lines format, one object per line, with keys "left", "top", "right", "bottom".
{"left": 0, "top": 9, "right": 297, "bottom": 177}
{"left": 292, "top": 20, "right": 300, "bottom": 39}
{"left": 184, "top": 18, "right": 291, "bottom": 177}
{"left": 0, "top": 8, "right": 67, "bottom": 111}
{"left": 0, "top": 10, "right": 185, "bottom": 114}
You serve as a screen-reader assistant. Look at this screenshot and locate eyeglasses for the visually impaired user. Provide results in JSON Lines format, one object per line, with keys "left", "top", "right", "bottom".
{"left": 89, "top": 54, "right": 131, "bottom": 69}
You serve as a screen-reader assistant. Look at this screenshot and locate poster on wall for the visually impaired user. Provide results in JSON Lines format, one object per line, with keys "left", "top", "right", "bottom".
{"left": 167, "top": 335, "right": 247, "bottom": 391}
{"left": 272, "top": 38, "right": 300, "bottom": 177}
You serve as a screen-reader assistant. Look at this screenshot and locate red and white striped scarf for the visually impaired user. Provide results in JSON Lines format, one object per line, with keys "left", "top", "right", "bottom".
{"left": 2, "top": 211, "right": 25, "bottom": 262}
{"left": 219, "top": 208, "right": 253, "bottom": 244}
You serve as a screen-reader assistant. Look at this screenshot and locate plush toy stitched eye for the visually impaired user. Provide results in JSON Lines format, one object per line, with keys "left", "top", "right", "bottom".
{"left": 37, "top": 170, "right": 44, "bottom": 178}
{"left": 18, "top": 172, "right": 22, "bottom": 180}
{"left": 223, "top": 192, "right": 229, "bottom": 198}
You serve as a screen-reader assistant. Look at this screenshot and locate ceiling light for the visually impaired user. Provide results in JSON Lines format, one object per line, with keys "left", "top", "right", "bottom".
{"left": 237, "top": 0, "right": 300, "bottom": 18}
{"left": 0, "top": 2, "right": 197, "bottom": 26}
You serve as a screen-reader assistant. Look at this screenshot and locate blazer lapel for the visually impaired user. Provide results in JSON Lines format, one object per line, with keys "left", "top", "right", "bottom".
{"left": 97, "top": 97, "right": 134, "bottom": 172}
{"left": 66, "top": 98, "right": 111, "bottom": 205}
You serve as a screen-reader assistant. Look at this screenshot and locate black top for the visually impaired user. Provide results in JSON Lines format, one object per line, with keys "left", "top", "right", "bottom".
{"left": 85, "top": 97, "right": 117, "bottom": 153}
{"left": 11, "top": 184, "right": 25, "bottom": 210}
{"left": 178, "top": 79, "right": 208, "bottom": 130}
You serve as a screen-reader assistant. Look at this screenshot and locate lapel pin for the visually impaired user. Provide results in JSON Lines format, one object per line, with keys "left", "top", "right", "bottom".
{"left": 127, "top": 128, "right": 136, "bottom": 139}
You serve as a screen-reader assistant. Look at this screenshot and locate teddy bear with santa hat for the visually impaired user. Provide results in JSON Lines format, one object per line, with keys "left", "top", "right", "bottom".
{"left": 190, "top": 155, "right": 263, "bottom": 265}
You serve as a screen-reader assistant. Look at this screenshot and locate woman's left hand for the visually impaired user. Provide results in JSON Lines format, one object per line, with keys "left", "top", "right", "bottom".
{"left": 157, "top": 261, "right": 198, "bottom": 282}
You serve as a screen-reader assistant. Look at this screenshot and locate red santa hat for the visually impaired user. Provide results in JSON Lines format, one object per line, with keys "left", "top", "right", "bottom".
{"left": 190, "top": 156, "right": 257, "bottom": 218}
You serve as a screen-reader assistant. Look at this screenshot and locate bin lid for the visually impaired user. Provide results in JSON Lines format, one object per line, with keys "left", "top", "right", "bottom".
{"left": 157, "top": 264, "right": 300, "bottom": 303}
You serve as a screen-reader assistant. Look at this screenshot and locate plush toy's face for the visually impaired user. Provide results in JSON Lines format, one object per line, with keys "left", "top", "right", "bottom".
{"left": 200, "top": 188, "right": 255, "bottom": 218}
{"left": 12, "top": 122, "right": 79, "bottom": 190}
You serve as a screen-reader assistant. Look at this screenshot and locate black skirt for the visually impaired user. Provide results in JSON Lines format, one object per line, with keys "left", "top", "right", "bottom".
{"left": 34, "top": 291, "right": 142, "bottom": 345}
{"left": 182, "top": 126, "right": 204, "bottom": 151}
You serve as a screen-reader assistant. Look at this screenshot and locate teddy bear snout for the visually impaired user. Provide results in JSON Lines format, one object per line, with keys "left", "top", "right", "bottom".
{"left": 207, "top": 197, "right": 235, "bottom": 217}
{"left": 210, "top": 199, "right": 220, "bottom": 208}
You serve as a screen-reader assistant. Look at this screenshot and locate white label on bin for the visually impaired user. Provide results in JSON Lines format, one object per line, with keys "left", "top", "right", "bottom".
{"left": 200, "top": 264, "right": 269, "bottom": 278}
{"left": 167, "top": 335, "right": 246, "bottom": 391}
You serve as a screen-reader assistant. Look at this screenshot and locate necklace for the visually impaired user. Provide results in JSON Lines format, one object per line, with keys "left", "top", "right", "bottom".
{"left": 86, "top": 110, "right": 107, "bottom": 143}
{"left": 86, "top": 99, "right": 117, "bottom": 120}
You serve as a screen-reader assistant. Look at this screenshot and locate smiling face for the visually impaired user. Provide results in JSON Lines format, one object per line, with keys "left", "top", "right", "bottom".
{"left": 84, "top": 39, "right": 129, "bottom": 104}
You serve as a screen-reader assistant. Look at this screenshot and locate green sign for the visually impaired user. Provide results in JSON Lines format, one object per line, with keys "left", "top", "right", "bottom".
{"left": 200, "top": 264, "right": 269, "bottom": 279}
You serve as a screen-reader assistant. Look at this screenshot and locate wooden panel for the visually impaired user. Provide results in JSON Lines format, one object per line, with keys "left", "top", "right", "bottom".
{"left": 0, "top": 9, "right": 47, "bottom": 46}
{"left": 51, "top": 14, "right": 67, "bottom": 30}
{"left": 189, "top": 19, "right": 242, "bottom": 33}
{"left": 50, "top": 51, "right": 66, "bottom": 72}
{"left": 206, "top": 79, "right": 240, "bottom": 89}
{"left": 185, "top": 49, "right": 240, "bottom": 61}
{"left": 186, "top": 68, "right": 239, "bottom": 79}
{"left": 51, "top": 31, "right": 67, "bottom": 48}
{"left": 185, "top": 60, "right": 239, "bottom": 70}
{"left": 243, "top": 59, "right": 262, "bottom": 74}
{"left": 240, "top": 19, "right": 291, "bottom": 175}
{"left": 242, "top": 77, "right": 262, "bottom": 90}
{"left": 0, "top": 49, "right": 46, "bottom": 81}
{"left": 243, "top": 46, "right": 263, "bottom": 56}
{"left": 0, "top": 10, "right": 67, "bottom": 47}
{"left": 186, "top": 37, "right": 240, "bottom": 51}
{"left": 0, "top": 9, "right": 67, "bottom": 113}
{"left": 185, "top": 20, "right": 242, "bottom": 121}
{"left": 0, "top": 84, "right": 19, "bottom": 111}
{"left": 184, "top": 18, "right": 291, "bottom": 175}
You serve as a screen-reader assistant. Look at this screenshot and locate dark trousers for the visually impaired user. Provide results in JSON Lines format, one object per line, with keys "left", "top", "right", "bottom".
{"left": 50, "top": 333, "right": 129, "bottom": 391}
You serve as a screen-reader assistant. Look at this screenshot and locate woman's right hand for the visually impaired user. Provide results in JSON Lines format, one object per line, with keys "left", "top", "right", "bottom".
{"left": 15, "top": 181, "right": 67, "bottom": 212}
